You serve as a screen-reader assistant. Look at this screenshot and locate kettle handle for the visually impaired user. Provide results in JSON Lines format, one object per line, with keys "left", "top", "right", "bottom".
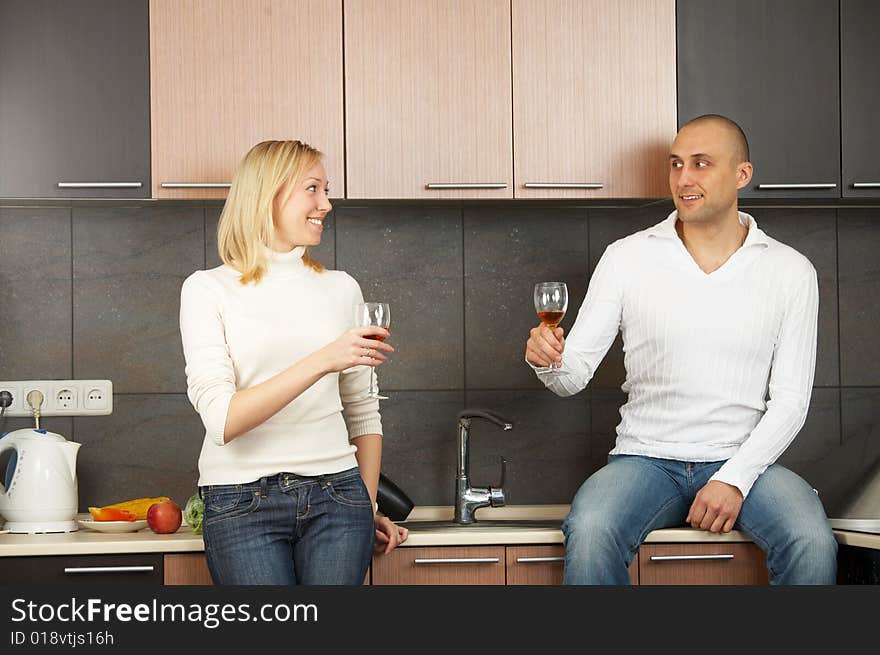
{"left": 0, "top": 439, "right": 15, "bottom": 496}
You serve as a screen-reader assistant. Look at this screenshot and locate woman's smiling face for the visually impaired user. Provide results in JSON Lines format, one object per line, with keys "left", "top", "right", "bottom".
{"left": 270, "top": 161, "right": 332, "bottom": 251}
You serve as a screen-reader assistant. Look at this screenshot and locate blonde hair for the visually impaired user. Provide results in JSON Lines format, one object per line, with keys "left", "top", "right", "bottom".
{"left": 217, "top": 140, "right": 325, "bottom": 284}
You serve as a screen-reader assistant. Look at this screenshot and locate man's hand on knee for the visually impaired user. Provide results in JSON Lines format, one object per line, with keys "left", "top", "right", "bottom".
{"left": 686, "top": 480, "right": 744, "bottom": 533}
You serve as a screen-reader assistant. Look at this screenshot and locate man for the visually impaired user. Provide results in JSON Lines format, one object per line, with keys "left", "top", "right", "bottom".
{"left": 525, "top": 115, "right": 837, "bottom": 584}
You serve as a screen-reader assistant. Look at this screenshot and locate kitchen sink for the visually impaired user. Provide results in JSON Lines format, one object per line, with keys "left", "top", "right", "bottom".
{"left": 396, "top": 519, "right": 562, "bottom": 532}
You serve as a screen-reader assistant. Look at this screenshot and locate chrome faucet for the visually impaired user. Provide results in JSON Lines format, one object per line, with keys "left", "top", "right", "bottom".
{"left": 454, "top": 408, "right": 512, "bottom": 524}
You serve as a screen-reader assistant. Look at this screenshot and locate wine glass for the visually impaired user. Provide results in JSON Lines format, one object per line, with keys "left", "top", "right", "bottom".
{"left": 534, "top": 282, "right": 568, "bottom": 370}
{"left": 354, "top": 302, "right": 390, "bottom": 400}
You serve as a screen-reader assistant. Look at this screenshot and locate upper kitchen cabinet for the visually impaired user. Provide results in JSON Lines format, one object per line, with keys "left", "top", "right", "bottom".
{"left": 149, "top": 0, "right": 344, "bottom": 199}
{"left": 512, "top": 0, "right": 676, "bottom": 199}
{"left": 344, "top": 0, "right": 513, "bottom": 199}
{"left": 0, "top": 0, "right": 150, "bottom": 199}
{"left": 841, "top": 0, "right": 880, "bottom": 198}
{"left": 678, "top": 0, "right": 840, "bottom": 199}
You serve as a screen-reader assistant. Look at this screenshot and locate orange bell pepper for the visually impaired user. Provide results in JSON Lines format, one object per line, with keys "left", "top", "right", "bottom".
{"left": 88, "top": 506, "right": 138, "bottom": 522}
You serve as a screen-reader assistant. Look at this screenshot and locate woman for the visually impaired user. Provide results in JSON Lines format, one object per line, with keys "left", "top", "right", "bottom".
{"left": 179, "top": 140, "right": 407, "bottom": 585}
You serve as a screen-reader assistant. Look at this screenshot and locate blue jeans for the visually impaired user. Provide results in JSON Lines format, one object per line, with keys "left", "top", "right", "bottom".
{"left": 562, "top": 455, "right": 838, "bottom": 585}
{"left": 201, "top": 467, "right": 375, "bottom": 585}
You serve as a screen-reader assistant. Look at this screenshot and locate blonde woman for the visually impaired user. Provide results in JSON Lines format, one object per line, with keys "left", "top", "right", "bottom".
{"left": 180, "top": 140, "right": 407, "bottom": 585}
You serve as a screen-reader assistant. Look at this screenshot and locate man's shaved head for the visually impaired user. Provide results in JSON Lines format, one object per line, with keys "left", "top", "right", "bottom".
{"left": 680, "top": 114, "right": 750, "bottom": 165}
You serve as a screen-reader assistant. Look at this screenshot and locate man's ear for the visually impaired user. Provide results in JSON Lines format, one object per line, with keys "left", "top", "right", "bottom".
{"left": 736, "top": 161, "right": 753, "bottom": 190}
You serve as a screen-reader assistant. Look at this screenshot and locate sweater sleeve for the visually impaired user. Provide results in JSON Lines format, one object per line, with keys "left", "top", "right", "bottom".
{"left": 338, "top": 276, "right": 383, "bottom": 439}
{"left": 179, "top": 272, "right": 236, "bottom": 447}
{"left": 709, "top": 267, "right": 819, "bottom": 498}
{"left": 529, "top": 243, "right": 624, "bottom": 396}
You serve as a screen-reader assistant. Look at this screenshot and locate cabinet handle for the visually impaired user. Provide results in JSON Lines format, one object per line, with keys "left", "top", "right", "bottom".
{"left": 756, "top": 183, "right": 837, "bottom": 190}
{"left": 516, "top": 556, "right": 565, "bottom": 563}
{"left": 523, "top": 183, "right": 603, "bottom": 189}
{"left": 425, "top": 183, "right": 507, "bottom": 189}
{"left": 64, "top": 565, "right": 155, "bottom": 574}
{"left": 57, "top": 182, "right": 142, "bottom": 188}
{"left": 413, "top": 557, "right": 500, "bottom": 565}
{"left": 852, "top": 182, "right": 880, "bottom": 188}
{"left": 649, "top": 554, "right": 734, "bottom": 562}
{"left": 160, "top": 182, "right": 232, "bottom": 188}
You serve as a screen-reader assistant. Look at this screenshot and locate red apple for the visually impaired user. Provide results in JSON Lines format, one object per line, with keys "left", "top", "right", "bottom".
{"left": 146, "top": 500, "right": 182, "bottom": 534}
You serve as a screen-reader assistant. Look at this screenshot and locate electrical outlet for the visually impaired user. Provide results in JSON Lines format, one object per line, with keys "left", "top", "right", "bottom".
{"left": 84, "top": 386, "right": 109, "bottom": 411}
{"left": 54, "top": 385, "right": 77, "bottom": 411}
{"left": 0, "top": 384, "right": 21, "bottom": 414}
{"left": 0, "top": 380, "right": 113, "bottom": 417}
{"left": 22, "top": 383, "right": 51, "bottom": 415}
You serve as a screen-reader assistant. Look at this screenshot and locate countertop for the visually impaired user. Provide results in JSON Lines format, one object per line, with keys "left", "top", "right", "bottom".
{"left": 1, "top": 505, "right": 878, "bottom": 556}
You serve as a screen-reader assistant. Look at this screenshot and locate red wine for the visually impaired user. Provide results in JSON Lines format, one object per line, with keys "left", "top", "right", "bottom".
{"left": 365, "top": 331, "right": 390, "bottom": 343}
{"left": 538, "top": 311, "right": 564, "bottom": 328}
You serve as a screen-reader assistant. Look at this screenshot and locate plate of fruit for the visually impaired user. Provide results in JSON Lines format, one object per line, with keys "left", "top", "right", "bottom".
{"left": 77, "top": 496, "right": 171, "bottom": 533}
{"left": 77, "top": 517, "right": 147, "bottom": 533}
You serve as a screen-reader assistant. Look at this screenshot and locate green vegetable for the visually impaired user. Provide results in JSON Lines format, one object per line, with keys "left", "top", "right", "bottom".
{"left": 184, "top": 493, "right": 204, "bottom": 534}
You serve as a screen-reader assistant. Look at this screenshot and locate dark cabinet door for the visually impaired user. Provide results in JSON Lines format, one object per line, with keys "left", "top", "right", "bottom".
{"left": 841, "top": 0, "right": 880, "bottom": 198}
{"left": 0, "top": 0, "right": 150, "bottom": 198}
{"left": 0, "top": 554, "right": 163, "bottom": 584}
{"left": 677, "top": 0, "right": 840, "bottom": 199}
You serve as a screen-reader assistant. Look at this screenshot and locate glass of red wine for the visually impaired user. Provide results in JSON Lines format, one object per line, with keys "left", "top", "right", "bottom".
{"left": 354, "top": 302, "right": 390, "bottom": 399}
{"left": 534, "top": 282, "right": 568, "bottom": 370}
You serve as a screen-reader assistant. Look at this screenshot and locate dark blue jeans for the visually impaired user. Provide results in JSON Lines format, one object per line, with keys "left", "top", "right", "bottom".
{"left": 201, "top": 467, "right": 375, "bottom": 585}
{"left": 562, "top": 455, "right": 838, "bottom": 585}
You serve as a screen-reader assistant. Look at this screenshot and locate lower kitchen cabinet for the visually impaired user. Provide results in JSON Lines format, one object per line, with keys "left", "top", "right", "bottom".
{"left": 638, "top": 543, "right": 768, "bottom": 585}
{"left": 837, "top": 545, "right": 880, "bottom": 584}
{"left": 162, "top": 553, "right": 370, "bottom": 585}
{"left": 372, "top": 546, "right": 506, "bottom": 585}
{"left": 506, "top": 545, "right": 639, "bottom": 585}
{"left": 506, "top": 545, "right": 566, "bottom": 585}
{"left": 164, "top": 553, "right": 213, "bottom": 586}
{"left": 374, "top": 542, "right": 767, "bottom": 585}
{"left": 0, "top": 554, "right": 163, "bottom": 584}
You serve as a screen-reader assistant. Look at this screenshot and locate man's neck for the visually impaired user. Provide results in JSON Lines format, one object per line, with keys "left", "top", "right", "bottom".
{"left": 674, "top": 207, "right": 748, "bottom": 274}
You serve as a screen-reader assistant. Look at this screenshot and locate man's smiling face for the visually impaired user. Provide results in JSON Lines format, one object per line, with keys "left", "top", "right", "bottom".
{"left": 669, "top": 121, "right": 750, "bottom": 225}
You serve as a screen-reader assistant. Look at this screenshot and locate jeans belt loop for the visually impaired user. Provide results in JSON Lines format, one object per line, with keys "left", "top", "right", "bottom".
{"left": 259, "top": 476, "right": 269, "bottom": 498}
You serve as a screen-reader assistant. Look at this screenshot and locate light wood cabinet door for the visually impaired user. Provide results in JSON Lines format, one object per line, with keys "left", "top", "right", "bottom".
{"left": 506, "top": 545, "right": 638, "bottom": 585}
{"left": 372, "top": 546, "right": 506, "bottom": 585}
{"left": 638, "top": 543, "right": 769, "bottom": 585}
{"left": 512, "top": 0, "right": 676, "bottom": 199}
{"left": 506, "top": 545, "right": 566, "bottom": 585}
{"left": 164, "top": 553, "right": 213, "bottom": 585}
{"left": 149, "top": 0, "right": 344, "bottom": 199}
{"left": 344, "top": 0, "right": 513, "bottom": 199}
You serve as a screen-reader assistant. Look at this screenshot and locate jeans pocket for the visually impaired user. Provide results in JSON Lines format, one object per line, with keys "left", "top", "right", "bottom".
{"left": 204, "top": 485, "right": 260, "bottom": 522}
{"left": 326, "top": 474, "right": 372, "bottom": 508}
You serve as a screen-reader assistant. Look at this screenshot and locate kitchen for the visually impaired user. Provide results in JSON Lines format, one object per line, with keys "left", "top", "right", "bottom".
{"left": 1, "top": 0, "right": 879, "bottom": 607}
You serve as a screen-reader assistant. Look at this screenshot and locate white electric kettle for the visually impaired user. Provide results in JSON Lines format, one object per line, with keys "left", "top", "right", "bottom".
{"left": 0, "top": 428, "right": 81, "bottom": 533}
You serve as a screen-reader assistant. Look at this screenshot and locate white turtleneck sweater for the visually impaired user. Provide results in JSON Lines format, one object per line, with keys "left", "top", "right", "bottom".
{"left": 179, "top": 246, "right": 382, "bottom": 486}
{"left": 533, "top": 211, "right": 818, "bottom": 498}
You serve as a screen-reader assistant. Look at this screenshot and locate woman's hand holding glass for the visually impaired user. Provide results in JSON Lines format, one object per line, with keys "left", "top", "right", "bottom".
{"left": 318, "top": 325, "right": 394, "bottom": 374}
{"left": 354, "top": 302, "right": 391, "bottom": 400}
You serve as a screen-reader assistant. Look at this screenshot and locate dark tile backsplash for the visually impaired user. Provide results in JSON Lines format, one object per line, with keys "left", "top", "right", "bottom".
{"left": 0, "top": 207, "right": 72, "bottom": 379}
{"left": 463, "top": 205, "right": 588, "bottom": 390}
{"left": 0, "top": 201, "right": 877, "bottom": 515}
{"left": 72, "top": 206, "right": 203, "bottom": 393}
{"left": 336, "top": 205, "right": 463, "bottom": 390}
{"left": 839, "top": 209, "right": 880, "bottom": 386}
